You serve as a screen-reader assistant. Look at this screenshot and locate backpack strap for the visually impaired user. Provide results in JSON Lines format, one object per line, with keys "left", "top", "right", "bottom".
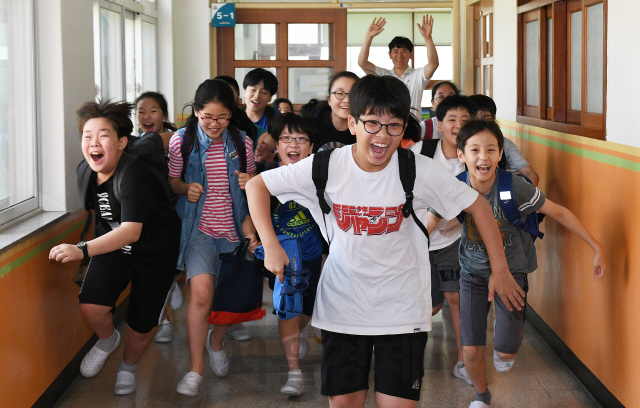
{"left": 312, "top": 149, "right": 335, "bottom": 214}
{"left": 455, "top": 171, "right": 469, "bottom": 224}
{"left": 419, "top": 139, "right": 439, "bottom": 158}
{"left": 227, "top": 125, "right": 247, "bottom": 173}
{"left": 76, "top": 160, "right": 94, "bottom": 212}
{"left": 397, "top": 147, "right": 430, "bottom": 245}
{"left": 496, "top": 169, "right": 523, "bottom": 228}
{"left": 424, "top": 118, "right": 434, "bottom": 140}
{"left": 112, "top": 152, "right": 137, "bottom": 204}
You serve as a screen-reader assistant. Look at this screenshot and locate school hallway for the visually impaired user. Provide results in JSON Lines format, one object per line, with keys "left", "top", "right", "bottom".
{"left": 52, "top": 281, "right": 600, "bottom": 408}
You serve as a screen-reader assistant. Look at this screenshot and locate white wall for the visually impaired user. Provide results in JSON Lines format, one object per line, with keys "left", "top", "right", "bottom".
{"left": 491, "top": 0, "right": 518, "bottom": 122}
{"left": 38, "top": 0, "right": 94, "bottom": 212}
{"left": 158, "top": 0, "right": 175, "bottom": 122}
{"left": 171, "top": 0, "right": 211, "bottom": 121}
{"left": 606, "top": 1, "right": 640, "bottom": 147}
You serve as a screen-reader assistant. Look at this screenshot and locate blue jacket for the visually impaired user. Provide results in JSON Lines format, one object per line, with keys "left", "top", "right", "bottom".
{"left": 175, "top": 125, "right": 249, "bottom": 270}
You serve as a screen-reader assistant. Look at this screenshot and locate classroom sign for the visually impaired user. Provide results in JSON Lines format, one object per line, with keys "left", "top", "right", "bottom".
{"left": 211, "top": 3, "right": 235, "bottom": 27}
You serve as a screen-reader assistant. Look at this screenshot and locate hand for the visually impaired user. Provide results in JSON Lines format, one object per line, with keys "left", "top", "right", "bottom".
{"left": 186, "top": 183, "right": 204, "bottom": 203}
{"left": 49, "top": 244, "right": 84, "bottom": 263}
{"left": 245, "top": 233, "right": 261, "bottom": 254}
{"left": 366, "top": 17, "right": 386, "bottom": 38}
{"left": 264, "top": 243, "right": 290, "bottom": 283}
{"left": 417, "top": 14, "right": 434, "bottom": 39}
{"left": 488, "top": 271, "right": 526, "bottom": 311}
{"left": 236, "top": 170, "right": 252, "bottom": 190}
{"left": 593, "top": 246, "right": 607, "bottom": 278}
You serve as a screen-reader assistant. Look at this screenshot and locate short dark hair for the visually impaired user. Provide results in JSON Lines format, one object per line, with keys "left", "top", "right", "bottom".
{"left": 328, "top": 71, "right": 359, "bottom": 95}
{"left": 435, "top": 95, "right": 478, "bottom": 122}
{"left": 270, "top": 113, "right": 318, "bottom": 145}
{"left": 242, "top": 68, "right": 278, "bottom": 96}
{"left": 77, "top": 100, "right": 133, "bottom": 139}
{"left": 215, "top": 75, "right": 240, "bottom": 96}
{"left": 431, "top": 81, "right": 460, "bottom": 101}
{"left": 457, "top": 119, "right": 504, "bottom": 152}
{"left": 469, "top": 94, "right": 497, "bottom": 118}
{"left": 272, "top": 98, "right": 294, "bottom": 112}
{"left": 388, "top": 36, "right": 414, "bottom": 53}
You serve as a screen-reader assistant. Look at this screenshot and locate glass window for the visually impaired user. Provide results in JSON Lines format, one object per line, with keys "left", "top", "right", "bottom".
{"left": 525, "top": 20, "right": 539, "bottom": 107}
{"left": 234, "top": 24, "right": 277, "bottom": 60}
{"left": 485, "top": 65, "right": 491, "bottom": 96}
{"left": 586, "top": 3, "right": 603, "bottom": 114}
{"left": 141, "top": 20, "right": 157, "bottom": 92}
{"left": 124, "top": 11, "right": 136, "bottom": 103}
{"left": 288, "top": 24, "right": 332, "bottom": 60}
{"left": 476, "top": 66, "right": 482, "bottom": 94}
{"left": 484, "top": 15, "right": 491, "bottom": 57}
{"left": 287, "top": 67, "right": 333, "bottom": 103}
{"left": 99, "top": 7, "right": 123, "bottom": 101}
{"left": 570, "top": 11, "right": 582, "bottom": 111}
{"left": 0, "top": 0, "right": 37, "bottom": 222}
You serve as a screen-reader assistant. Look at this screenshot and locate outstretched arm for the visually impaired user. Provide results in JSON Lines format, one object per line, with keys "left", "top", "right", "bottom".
{"left": 417, "top": 14, "right": 439, "bottom": 79}
{"left": 464, "top": 196, "right": 526, "bottom": 311}
{"left": 538, "top": 199, "right": 606, "bottom": 277}
{"left": 358, "top": 17, "right": 386, "bottom": 75}
{"left": 246, "top": 175, "right": 289, "bottom": 282}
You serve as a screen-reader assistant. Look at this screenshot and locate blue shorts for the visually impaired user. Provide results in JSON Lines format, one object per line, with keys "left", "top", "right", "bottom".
{"left": 184, "top": 229, "right": 238, "bottom": 285}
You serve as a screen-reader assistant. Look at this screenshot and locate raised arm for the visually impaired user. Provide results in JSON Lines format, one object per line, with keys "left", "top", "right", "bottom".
{"left": 538, "top": 199, "right": 606, "bottom": 277}
{"left": 464, "top": 195, "right": 526, "bottom": 311}
{"left": 417, "top": 14, "right": 439, "bottom": 80}
{"left": 358, "top": 17, "right": 386, "bottom": 75}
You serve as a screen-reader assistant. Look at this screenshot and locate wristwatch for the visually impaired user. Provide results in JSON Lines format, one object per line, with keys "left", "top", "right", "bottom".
{"left": 77, "top": 241, "right": 89, "bottom": 259}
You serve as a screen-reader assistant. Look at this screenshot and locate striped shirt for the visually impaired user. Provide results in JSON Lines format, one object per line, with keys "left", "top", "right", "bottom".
{"left": 168, "top": 132, "right": 256, "bottom": 241}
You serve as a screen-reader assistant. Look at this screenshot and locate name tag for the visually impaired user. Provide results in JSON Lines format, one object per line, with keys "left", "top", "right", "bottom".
{"left": 500, "top": 191, "right": 512, "bottom": 200}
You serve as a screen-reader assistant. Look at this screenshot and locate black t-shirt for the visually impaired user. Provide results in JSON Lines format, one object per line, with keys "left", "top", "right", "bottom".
{"left": 312, "top": 108, "right": 356, "bottom": 153}
{"left": 90, "top": 159, "right": 180, "bottom": 263}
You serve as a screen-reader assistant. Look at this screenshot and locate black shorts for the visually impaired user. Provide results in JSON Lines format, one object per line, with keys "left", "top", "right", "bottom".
{"left": 320, "top": 330, "right": 429, "bottom": 401}
{"left": 429, "top": 239, "right": 462, "bottom": 307}
{"left": 79, "top": 253, "right": 176, "bottom": 334}
{"left": 267, "top": 256, "right": 322, "bottom": 316}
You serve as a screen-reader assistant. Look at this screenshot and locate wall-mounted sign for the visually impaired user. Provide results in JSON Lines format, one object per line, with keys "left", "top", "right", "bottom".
{"left": 211, "top": 3, "right": 235, "bottom": 27}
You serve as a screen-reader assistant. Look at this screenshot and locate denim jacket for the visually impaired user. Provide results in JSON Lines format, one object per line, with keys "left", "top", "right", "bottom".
{"left": 175, "top": 125, "right": 249, "bottom": 270}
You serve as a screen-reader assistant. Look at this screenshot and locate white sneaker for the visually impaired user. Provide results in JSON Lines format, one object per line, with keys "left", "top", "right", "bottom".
{"left": 176, "top": 371, "right": 204, "bottom": 396}
{"left": 80, "top": 330, "right": 121, "bottom": 378}
{"left": 298, "top": 330, "right": 308, "bottom": 360}
{"left": 205, "top": 329, "right": 229, "bottom": 377}
{"left": 469, "top": 401, "right": 490, "bottom": 408}
{"left": 114, "top": 370, "right": 136, "bottom": 395}
{"left": 280, "top": 371, "right": 304, "bottom": 396}
{"left": 155, "top": 319, "right": 173, "bottom": 343}
{"left": 227, "top": 323, "right": 251, "bottom": 341}
{"left": 169, "top": 282, "right": 183, "bottom": 311}
{"left": 493, "top": 350, "right": 516, "bottom": 374}
{"left": 453, "top": 363, "right": 473, "bottom": 385}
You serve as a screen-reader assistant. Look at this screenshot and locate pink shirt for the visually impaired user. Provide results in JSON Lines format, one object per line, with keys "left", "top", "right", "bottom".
{"left": 168, "top": 132, "right": 256, "bottom": 241}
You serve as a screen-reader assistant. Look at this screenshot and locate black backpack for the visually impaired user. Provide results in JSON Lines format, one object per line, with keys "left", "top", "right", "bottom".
{"left": 419, "top": 138, "right": 507, "bottom": 170}
{"left": 77, "top": 132, "right": 175, "bottom": 215}
{"left": 311, "top": 148, "right": 430, "bottom": 245}
{"left": 179, "top": 125, "right": 247, "bottom": 177}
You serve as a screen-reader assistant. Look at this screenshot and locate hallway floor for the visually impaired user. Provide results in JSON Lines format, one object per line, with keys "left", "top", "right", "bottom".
{"left": 54, "top": 282, "right": 600, "bottom": 408}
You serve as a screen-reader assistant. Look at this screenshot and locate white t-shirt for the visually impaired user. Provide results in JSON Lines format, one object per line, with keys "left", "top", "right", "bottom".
{"left": 419, "top": 117, "right": 444, "bottom": 140}
{"left": 261, "top": 146, "right": 478, "bottom": 335}
{"left": 411, "top": 140, "right": 466, "bottom": 251}
{"left": 374, "top": 65, "right": 430, "bottom": 119}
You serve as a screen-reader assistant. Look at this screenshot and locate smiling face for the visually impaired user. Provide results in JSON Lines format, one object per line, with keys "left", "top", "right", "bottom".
{"left": 328, "top": 76, "right": 356, "bottom": 122}
{"left": 196, "top": 101, "right": 232, "bottom": 142}
{"left": 136, "top": 97, "right": 167, "bottom": 134}
{"left": 81, "top": 117, "right": 127, "bottom": 183}
{"left": 389, "top": 46, "right": 412, "bottom": 70}
{"left": 457, "top": 129, "right": 504, "bottom": 192}
{"left": 438, "top": 107, "right": 471, "bottom": 153}
{"left": 276, "top": 127, "right": 313, "bottom": 166}
{"left": 431, "top": 83, "right": 457, "bottom": 111}
{"left": 348, "top": 111, "right": 404, "bottom": 172}
{"left": 243, "top": 80, "right": 272, "bottom": 116}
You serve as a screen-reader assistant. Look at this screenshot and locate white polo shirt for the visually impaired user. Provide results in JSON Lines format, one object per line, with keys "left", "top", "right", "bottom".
{"left": 374, "top": 65, "right": 430, "bottom": 119}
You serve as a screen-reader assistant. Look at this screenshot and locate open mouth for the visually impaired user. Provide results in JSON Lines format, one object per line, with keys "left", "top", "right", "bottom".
{"left": 371, "top": 142, "right": 388, "bottom": 158}
{"left": 90, "top": 152, "right": 104, "bottom": 162}
{"left": 287, "top": 152, "right": 300, "bottom": 162}
{"left": 476, "top": 165, "right": 491, "bottom": 174}
{"left": 143, "top": 123, "right": 155, "bottom": 132}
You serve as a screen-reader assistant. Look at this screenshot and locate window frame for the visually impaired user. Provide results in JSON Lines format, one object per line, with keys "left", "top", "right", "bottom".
{"left": 472, "top": 0, "right": 493, "bottom": 98}
{"left": 516, "top": 0, "right": 607, "bottom": 140}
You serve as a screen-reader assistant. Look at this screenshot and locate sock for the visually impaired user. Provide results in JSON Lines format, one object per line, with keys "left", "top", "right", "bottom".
{"left": 476, "top": 389, "right": 491, "bottom": 405}
{"left": 118, "top": 360, "right": 137, "bottom": 374}
{"left": 456, "top": 361, "right": 465, "bottom": 368}
{"left": 95, "top": 329, "right": 118, "bottom": 352}
{"left": 288, "top": 369, "right": 303, "bottom": 379}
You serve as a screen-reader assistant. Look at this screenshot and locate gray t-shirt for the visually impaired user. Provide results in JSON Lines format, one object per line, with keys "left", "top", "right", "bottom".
{"left": 503, "top": 138, "right": 530, "bottom": 172}
{"left": 459, "top": 172, "right": 545, "bottom": 277}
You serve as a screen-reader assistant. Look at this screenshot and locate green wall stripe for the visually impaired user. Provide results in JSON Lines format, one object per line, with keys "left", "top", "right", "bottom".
{"left": 504, "top": 128, "right": 640, "bottom": 173}
{"left": 0, "top": 219, "right": 86, "bottom": 279}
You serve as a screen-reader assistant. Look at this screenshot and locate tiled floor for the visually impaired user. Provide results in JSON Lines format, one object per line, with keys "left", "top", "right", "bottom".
{"left": 54, "top": 282, "right": 600, "bottom": 408}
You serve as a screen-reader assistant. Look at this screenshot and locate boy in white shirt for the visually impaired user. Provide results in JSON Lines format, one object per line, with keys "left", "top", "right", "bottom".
{"left": 246, "top": 75, "right": 525, "bottom": 408}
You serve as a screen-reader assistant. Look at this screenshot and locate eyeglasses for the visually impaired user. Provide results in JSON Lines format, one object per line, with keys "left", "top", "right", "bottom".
{"left": 198, "top": 112, "right": 230, "bottom": 125}
{"left": 357, "top": 118, "right": 406, "bottom": 137}
{"left": 330, "top": 91, "right": 350, "bottom": 100}
{"left": 279, "top": 136, "right": 311, "bottom": 145}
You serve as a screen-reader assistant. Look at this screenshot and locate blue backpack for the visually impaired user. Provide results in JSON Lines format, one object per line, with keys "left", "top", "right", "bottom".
{"left": 456, "top": 169, "right": 544, "bottom": 241}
